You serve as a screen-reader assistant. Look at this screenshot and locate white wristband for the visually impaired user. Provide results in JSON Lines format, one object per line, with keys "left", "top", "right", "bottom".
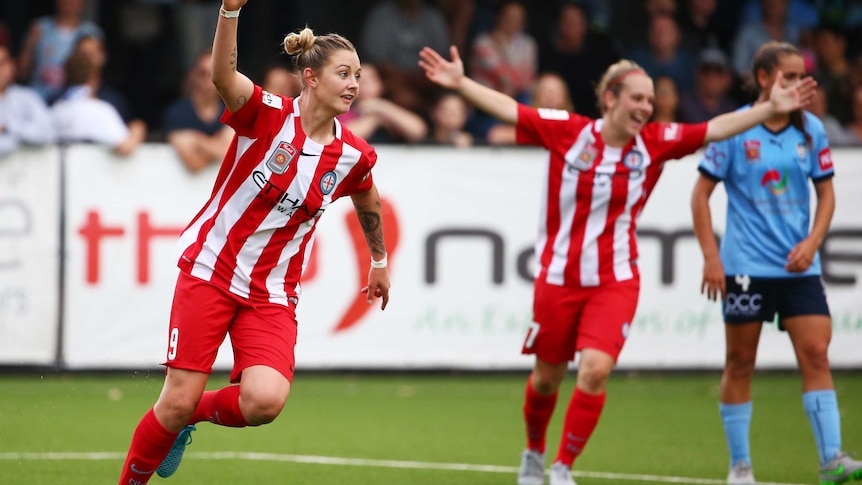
{"left": 370, "top": 254, "right": 388, "bottom": 269}
{"left": 220, "top": 6, "right": 241, "bottom": 18}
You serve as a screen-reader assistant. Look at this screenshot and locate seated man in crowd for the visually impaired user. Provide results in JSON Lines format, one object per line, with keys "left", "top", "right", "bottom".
{"left": 162, "top": 51, "right": 233, "bottom": 173}
{"left": 51, "top": 35, "right": 145, "bottom": 156}
{"left": 0, "top": 43, "right": 56, "bottom": 156}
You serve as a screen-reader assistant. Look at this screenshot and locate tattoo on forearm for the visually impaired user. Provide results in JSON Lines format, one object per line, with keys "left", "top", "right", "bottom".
{"left": 229, "top": 46, "right": 237, "bottom": 73}
{"left": 357, "top": 210, "right": 385, "bottom": 258}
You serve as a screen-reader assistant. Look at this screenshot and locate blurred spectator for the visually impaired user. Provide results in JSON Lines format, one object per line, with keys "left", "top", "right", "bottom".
{"left": 467, "top": 1, "right": 537, "bottom": 140}
{"left": 427, "top": 92, "right": 474, "bottom": 147}
{"left": 839, "top": 84, "right": 862, "bottom": 145}
{"left": 808, "top": 84, "right": 849, "bottom": 145}
{"left": 0, "top": 43, "right": 56, "bottom": 157}
{"left": 172, "top": 0, "right": 220, "bottom": 73}
{"left": 531, "top": 71, "right": 574, "bottom": 112}
{"left": 731, "top": 0, "right": 803, "bottom": 76}
{"left": 340, "top": 63, "right": 428, "bottom": 144}
{"left": 538, "top": 2, "right": 618, "bottom": 119}
{"left": 486, "top": 71, "right": 573, "bottom": 145}
{"left": 0, "top": 22, "right": 10, "bottom": 49}
{"left": 677, "top": 0, "right": 731, "bottom": 53}
{"left": 739, "top": 0, "right": 818, "bottom": 31}
{"left": 812, "top": 23, "right": 853, "bottom": 125}
{"left": 53, "top": 35, "right": 145, "bottom": 131}
{"left": 653, "top": 75, "right": 681, "bottom": 122}
{"left": 51, "top": 34, "right": 146, "bottom": 156}
{"left": 469, "top": 1, "right": 537, "bottom": 102}
{"left": 360, "top": 0, "right": 449, "bottom": 113}
{"left": 680, "top": 48, "right": 738, "bottom": 123}
{"left": 261, "top": 62, "right": 302, "bottom": 98}
{"left": 162, "top": 51, "right": 233, "bottom": 173}
{"left": 629, "top": 13, "right": 697, "bottom": 92}
{"left": 17, "top": 0, "right": 104, "bottom": 101}
{"left": 609, "top": 0, "right": 679, "bottom": 54}
{"left": 436, "top": 0, "right": 477, "bottom": 56}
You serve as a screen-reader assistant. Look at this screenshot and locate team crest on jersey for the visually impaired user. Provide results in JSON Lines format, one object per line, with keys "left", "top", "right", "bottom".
{"left": 266, "top": 141, "right": 297, "bottom": 175}
{"left": 622, "top": 149, "right": 644, "bottom": 170}
{"left": 744, "top": 140, "right": 761, "bottom": 163}
{"left": 570, "top": 142, "right": 599, "bottom": 171}
{"left": 796, "top": 142, "right": 807, "bottom": 160}
{"left": 320, "top": 171, "right": 337, "bottom": 195}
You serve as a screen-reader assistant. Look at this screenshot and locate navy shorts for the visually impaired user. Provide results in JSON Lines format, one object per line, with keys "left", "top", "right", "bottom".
{"left": 722, "top": 275, "right": 830, "bottom": 328}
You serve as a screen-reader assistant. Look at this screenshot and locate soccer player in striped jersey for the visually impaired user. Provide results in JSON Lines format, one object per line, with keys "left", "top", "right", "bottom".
{"left": 117, "top": 1, "right": 391, "bottom": 483}
{"left": 692, "top": 41, "right": 862, "bottom": 485}
{"left": 418, "top": 46, "right": 816, "bottom": 485}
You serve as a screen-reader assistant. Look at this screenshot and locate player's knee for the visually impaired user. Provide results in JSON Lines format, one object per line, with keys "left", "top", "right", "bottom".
{"left": 531, "top": 361, "right": 567, "bottom": 393}
{"left": 532, "top": 374, "right": 560, "bottom": 394}
{"left": 577, "top": 367, "right": 610, "bottom": 393}
{"left": 241, "top": 389, "right": 287, "bottom": 425}
{"left": 724, "top": 353, "right": 756, "bottom": 380}
{"left": 798, "top": 342, "right": 830, "bottom": 371}
{"left": 576, "top": 358, "right": 612, "bottom": 393}
{"left": 725, "top": 346, "right": 757, "bottom": 369}
{"left": 155, "top": 395, "right": 198, "bottom": 429}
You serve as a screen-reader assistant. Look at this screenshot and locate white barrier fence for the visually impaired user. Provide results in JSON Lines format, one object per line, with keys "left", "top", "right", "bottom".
{"left": 2, "top": 144, "right": 861, "bottom": 369}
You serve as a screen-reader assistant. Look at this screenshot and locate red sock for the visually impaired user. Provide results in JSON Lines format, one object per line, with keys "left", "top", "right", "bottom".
{"left": 189, "top": 385, "right": 248, "bottom": 427}
{"left": 118, "top": 408, "right": 178, "bottom": 485}
{"left": 523, "top": 378, "right": 559, "bottom": 453}
{"left": 555, "top": 387, "right": 606, "bottom": 466}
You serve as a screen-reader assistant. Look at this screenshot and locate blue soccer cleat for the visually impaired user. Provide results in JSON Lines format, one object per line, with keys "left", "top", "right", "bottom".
{"left": 156, "top": 424, "right": 196, "bottom": 478}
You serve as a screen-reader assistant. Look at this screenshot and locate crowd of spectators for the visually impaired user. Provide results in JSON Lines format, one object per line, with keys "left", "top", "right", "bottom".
{"left": 4, "top": 0, "right": 862, "bottom": 167}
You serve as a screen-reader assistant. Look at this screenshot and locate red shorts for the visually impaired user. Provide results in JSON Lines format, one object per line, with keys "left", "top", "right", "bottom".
{"left": 163, "top": 271, "right": 298, "bottom": 383}
{"left": 522, "top": 278, "right": 640, "bottom": 364}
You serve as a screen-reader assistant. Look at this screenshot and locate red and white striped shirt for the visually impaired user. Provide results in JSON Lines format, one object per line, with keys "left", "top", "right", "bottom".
{"left": 516, "top": 105, "right": 707, "bottom": 287}
{"left": 176, "top": 86, "right": 376, "bottom": 305}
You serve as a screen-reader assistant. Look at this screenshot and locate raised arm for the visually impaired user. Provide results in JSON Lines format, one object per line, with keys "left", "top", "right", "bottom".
{"left": 350, "top": 184, "right": 390, "bottom": 310}
{"left": 704, "top": 72, "right": 816, "bottom": 144}
{"left": 211, "top": 0, "right": 255, "bottom": 113}
{"left": 418, "top": 46, "right": 518, "bottom": 125}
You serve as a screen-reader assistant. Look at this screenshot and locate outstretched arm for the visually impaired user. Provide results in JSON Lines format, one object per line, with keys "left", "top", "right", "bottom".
{"left": 350, "top": 185, "right": 390, "bottom": 310}
{"left": 211, "top": 0, "right": 255, "bottom": 113}
{"left": 704, "top": 72, "right": 816, "bottom": 144}
{"left": 418, "top": 46, "right": 518, "bottom": 125}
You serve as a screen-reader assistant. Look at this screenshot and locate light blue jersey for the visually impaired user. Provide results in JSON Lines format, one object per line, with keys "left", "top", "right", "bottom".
{"left": 698, "top": 108, "right": 834, "bottom": 277}
{"left": 30, "top": 17, "right": 103, "bottom": 101}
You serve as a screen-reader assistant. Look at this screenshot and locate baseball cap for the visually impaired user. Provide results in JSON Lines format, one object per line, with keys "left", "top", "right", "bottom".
{"left": 698, "top": 48, "right": 729, "bottom": 70}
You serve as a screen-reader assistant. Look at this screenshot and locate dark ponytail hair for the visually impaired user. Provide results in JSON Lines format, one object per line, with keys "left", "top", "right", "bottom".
{"left": 750, "top": 41, "right": 811, "bottom": 146}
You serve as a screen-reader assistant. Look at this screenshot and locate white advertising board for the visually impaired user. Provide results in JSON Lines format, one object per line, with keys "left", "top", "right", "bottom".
{"left": 0, "top": 147, "right": 60, "bottom": 365}
{"left": 61, "top": 145, "right": 862, "bottom": 370}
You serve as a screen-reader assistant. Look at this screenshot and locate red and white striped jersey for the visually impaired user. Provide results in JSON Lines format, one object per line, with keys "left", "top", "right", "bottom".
{"left": 175, "top": 86, "right": 376, "bottom": 305}
{"left": 516, "top": 104, "right": 707, "bottom": 288}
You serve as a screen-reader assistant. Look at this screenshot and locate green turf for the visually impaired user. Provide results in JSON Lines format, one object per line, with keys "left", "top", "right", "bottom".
{"left": 0, "top": 372, "right": 859, "bottom": 484}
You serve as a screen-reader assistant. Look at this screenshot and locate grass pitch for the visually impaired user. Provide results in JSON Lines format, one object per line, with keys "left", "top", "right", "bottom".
{"left": 0, "top": 371, "right": 859, "bottom": 484}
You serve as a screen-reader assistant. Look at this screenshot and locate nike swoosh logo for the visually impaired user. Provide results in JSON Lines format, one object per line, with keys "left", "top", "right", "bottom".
{"left": 300, "top": 150, "right": 316, "bottom": 157}
{"left": 130, "top": 463, "right": 156, "bottom": 475}
{"left": 824, "top": 464, "right": 845, "bottom": 476}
